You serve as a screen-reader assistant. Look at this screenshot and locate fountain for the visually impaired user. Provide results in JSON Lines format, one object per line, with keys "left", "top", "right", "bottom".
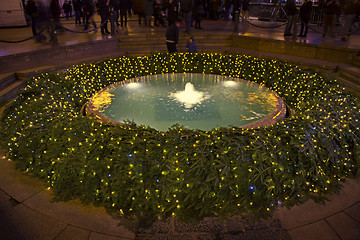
{"left": 169, "top": 82, "right": 209, "bottom": 109}
{"left": 89, "top": 73, "right": 286, "bottom": 131}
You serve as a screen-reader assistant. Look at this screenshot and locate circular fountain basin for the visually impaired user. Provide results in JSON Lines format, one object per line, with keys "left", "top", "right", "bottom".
{"left": 88, "top": 73, "right": 286, "bottom": 131}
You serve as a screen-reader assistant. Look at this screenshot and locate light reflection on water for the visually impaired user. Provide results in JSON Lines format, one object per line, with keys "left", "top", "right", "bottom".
{"left": 90, "top": 73, "right": 282, "bottom": 131}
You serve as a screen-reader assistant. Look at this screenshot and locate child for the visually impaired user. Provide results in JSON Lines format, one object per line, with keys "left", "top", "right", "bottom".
{"left": 186, "top": 37, "right": 197, "bottom": 53}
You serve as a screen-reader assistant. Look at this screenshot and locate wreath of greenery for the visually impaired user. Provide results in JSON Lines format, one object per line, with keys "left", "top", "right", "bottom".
{"left": 1, "top": 53, "right": 359, "bottom": 222}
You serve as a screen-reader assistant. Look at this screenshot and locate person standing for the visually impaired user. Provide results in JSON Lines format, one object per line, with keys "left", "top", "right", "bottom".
{"left": 283, "top": 0, "right": 297, "bottom": 36}
{"left": 97, "top": 0, "right": 111, "bottom": 35}
{"left": 119, "top": 0, "right": 132, "bottom": 27}
{"left": 110, "top": 0, "right": 120, "bottom": 26}
{"left": 166, "top": 19, "right": 180, "bottom": 52}
{"left": 25, "top": 0, "right": 39, "bottom": 37}
{"left": 242, "top": 0, "right": 250, "bottom": 21}
{"left": 50, "top": 0, "right": 62, "bottom": 25}
{"left": 135, "top": 0, "right": 146, "bottom": 25}
{"left": 194, "top": 0, "right": 205, "bottom": 28}
{"left": 224, "top": 0, "right": 231, "bottom": 20}
{"left": 320, "top": 0, "right": 339, "bottom": 38}
{"left": 63, "top": 1, "right": 72, "bottom": 20}
{"left": 84, "top": 0, "right": 97, "bottom": 30}
{"left": 145, "top": 0, "right": 154, "bottom": 26}
{"left": 183, "top": 0, "right": 193, "bottom": 34}
{"left": 232, "top": 0, "right": 241, "bottom": 22}
{"left": 73, "top": 0, "right": 82, "bottom": 25}
{"left": 167, "top": 0, "right": 178, "bottom": 25}
{"left": 340, "top": 0, "right": 360, "bottom": 40}
{"left": 298, "top": 0, "right": 312, "bottom": 37}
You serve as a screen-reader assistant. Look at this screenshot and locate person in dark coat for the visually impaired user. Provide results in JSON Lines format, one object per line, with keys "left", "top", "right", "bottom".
{"left": 154, "top": 0, "right": 165, "bottom": 26}
{"left": 242, "top": 0, "right": 250, "bottom": 21}
{"left": 183, "top": 0, "right": 193, "bottom": 33}
{"left": 193, "top": 0, "right": 205, "bottom": 28}
{"left": 340, "top": 0, "right": 360, "bottom": 40}
{"left": 72, "top": 0, "right": 82, "bottom": 25}
{"left": 63, "top": 1, "right": 72, "bottom": 19}
{"left": 298, "top": 0, "right": 312, "bottom": 37}
{"left": 135, "top": 0, "right": 146, "bottom": 24}
{"left": 50, "top": 0, "right": 62, "bottom": 23}
{"left": 119, "top": 0, "right": 132, "bottom": 27}
{"left": 97, "top": 0, "right": 111, "bottom": 35}
{"left": 232, "top": 0, "right": 241, "bottom": 21}
{"left": 110, "top": 0, "right": 120, "bottom": 26}
{"left": 166, "top": 0, "right": 178, "bottom": 24}
{"left": 25, "top": 0, "right": 39, "bottom": 36}
{"left": 84, "top": 0, "right": 97, "bottom": 30}
{"left": 145, "top": 0, "right": 154, "bottom": 26}
{"left": 166, "top": 19, "right": 180, "bottom": 52}
{"left": 283, "top": 0, "right": 297, "bottom": 36}
{"left": 319, "top": 0, "right": 339, "bottom": 37}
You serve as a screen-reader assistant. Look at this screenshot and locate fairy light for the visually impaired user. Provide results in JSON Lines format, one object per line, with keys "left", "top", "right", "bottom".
{"left": 1, "top": 52, "right": 359, "bottom": 221}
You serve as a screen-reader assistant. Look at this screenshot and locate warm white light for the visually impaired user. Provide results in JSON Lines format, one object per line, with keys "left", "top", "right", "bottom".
{"left": 223, "top": 81, "right": 238, "bottom": 87}
{"left": 169, "top": 83, "right": 208, "bottom": 109}
{"left": 126, "top": 82, "right": 141, "bottom": 89}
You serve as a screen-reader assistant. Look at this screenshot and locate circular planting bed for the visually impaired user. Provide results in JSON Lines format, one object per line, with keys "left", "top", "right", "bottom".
{"left": 1, "top": 53, "right": 359, "bottom": 222}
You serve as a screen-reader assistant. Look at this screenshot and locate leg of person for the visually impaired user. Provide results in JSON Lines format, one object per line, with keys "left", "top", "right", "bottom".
{"left": 323, "top": 14, "right": 329, "bottom": 37}
{"left": 184, "top": 12, "right": 192, "bottom": 33}
{"left": 329, "top": 15, "right": 335, "bottom": 38}
{"left": 284, "top": 14, "right": 294, "bottom": 35}
{"left": 299, "top": 22, "right": 304, "bottom": 36}
{"left": 303, "top": 19, "right": 309, "bottom": 37}
{"left": 166, "top": 42, "right": 177, "bottom": 52}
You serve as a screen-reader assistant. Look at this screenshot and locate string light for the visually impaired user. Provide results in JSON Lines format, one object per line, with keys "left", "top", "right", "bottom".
{"left": 1, "top": 52, "right": 359, "bottom": 222}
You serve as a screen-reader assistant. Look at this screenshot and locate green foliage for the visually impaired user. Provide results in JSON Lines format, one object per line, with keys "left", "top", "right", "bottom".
{"left": 1, "top": 53, "right": 359, "bottom": 222}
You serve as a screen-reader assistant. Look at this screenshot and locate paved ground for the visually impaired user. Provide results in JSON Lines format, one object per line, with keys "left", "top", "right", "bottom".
{"left": 0, "top": 14, "right": 360, "bottom": 240}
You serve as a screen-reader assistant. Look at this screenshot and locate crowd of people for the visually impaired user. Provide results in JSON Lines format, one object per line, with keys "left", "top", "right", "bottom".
{"left": 24, "top": 0, "right": 360, "bottom": 48}
{"left": 283, "top": 0, "right": 359, "bottom": 40}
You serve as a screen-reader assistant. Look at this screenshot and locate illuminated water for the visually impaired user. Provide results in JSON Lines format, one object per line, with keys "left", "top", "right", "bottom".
{"left": 89, "top": 73, "right": 285, "bottom": 131}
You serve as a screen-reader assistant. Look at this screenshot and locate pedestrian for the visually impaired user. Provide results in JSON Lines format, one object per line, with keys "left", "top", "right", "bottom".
{"left": 340, "top": 0, "right": 360, "bottom": 40}
{"left": 166, "top": 19, "right": 181, "bottom": 52}
{"left": 145, "top": 0, "right": 154, "bottom": 26}
{"left": 224, "top": 0, "right": 231, "bottom": 21}
{"left": 167, "top": 0, "right": 178, "bottom": 25}
{"left": 110, "top": 0, "right": 120, "bottom": 26}
{"left": 242, "top": 0, "right": 250, "bottom": 21}
{"left": 186, "top": 36, "right": 197, "bottom": 52}
{"left": 194, "top": 0, "right": 205, "bottom": 28}
{"left": 50, "top": 0, "right": 62, "bottom": 25}
{"left": 183, "top": 0, "right": 194, "bottom": 34}
{"left": 50, "top": 0, "right": 62, "bottom": 43}
{"left": 283, "top": 0, "right": 297, "bottom": 36}
{"left": 298, "top": 0, "right": 312, "bottom": 37}
{"left": 320, "top": 0, "right": 339, "bottom": 38}
{"left": 25, "top": 0, "right": 39, "bottom": 37}
{"left": 84, "top": 0, "right": 97, "bottom": 30}
{"left": 154, "top": 0, "right": 165, "bottom": 26}
{"left": 73, "top": 0, "right": 82, "bottom": 25}
{"left": 119, "top": 0, "right": 132, "bottom": 27}
{"left": 134, "top": 0, "right": 146, "bottom": 25}
{"left": 232, "top": 0, "right": 241, "bottom": 22}
{"left": 63, "top": 1, "right": 72, "bottom": 20}
{"left": 97, "top": 0, "right": 111, "bottom": 35}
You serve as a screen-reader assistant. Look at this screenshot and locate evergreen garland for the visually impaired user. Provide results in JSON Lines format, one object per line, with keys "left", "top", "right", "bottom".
{"left": 1, "top": 53, "right": 359, "bottom": 222}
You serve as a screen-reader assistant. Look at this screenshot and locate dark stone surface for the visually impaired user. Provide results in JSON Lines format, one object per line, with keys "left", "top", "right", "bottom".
{"left": 174, "top": 218, "right": 224, "bottom": 233}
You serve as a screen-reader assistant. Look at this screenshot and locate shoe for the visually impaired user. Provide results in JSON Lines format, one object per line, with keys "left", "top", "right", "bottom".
{"left": 184, "top": 31, "right": 190, "bottom": 34}
{"left": 284, "top": 33, "right": 292, "bottom": 36}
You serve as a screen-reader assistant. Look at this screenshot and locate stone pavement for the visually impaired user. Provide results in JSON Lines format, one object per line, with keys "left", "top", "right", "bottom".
{"left": 0, "top": 15, "right": 360, "bottom": 240}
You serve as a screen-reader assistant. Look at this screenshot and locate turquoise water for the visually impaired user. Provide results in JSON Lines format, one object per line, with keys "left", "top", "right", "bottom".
{"left": 90, "top": 73, "right": 282, "bottom": 131}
